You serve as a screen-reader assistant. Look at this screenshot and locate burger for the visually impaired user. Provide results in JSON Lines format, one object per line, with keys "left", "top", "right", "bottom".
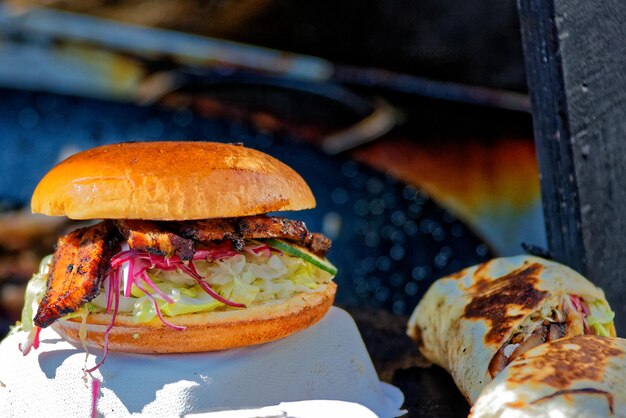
{"left": 18, "top": 141, "right": 337, "bottom": 369}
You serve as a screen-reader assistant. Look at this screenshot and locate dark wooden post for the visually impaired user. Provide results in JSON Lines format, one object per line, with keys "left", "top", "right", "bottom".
{"left": 518, "top": 0, "right": 626, "bottom": 333}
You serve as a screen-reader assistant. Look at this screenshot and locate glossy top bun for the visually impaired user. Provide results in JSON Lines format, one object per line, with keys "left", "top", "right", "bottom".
{"left": 31, "top": 141, "right": 315, "bottom": 220}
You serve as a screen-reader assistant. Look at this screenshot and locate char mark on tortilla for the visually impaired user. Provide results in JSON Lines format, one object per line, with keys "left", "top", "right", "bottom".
{"left": 463, "top": 263, "right": 549, "bottom": 345}
{"left": 530, "top": 388, "right": 614, "bottom": 414}
{"left": 34, "top": 221, "right": 119, "bottom": 328}
{"left": 506, "top": 335, "right": 623, "bottom": 390}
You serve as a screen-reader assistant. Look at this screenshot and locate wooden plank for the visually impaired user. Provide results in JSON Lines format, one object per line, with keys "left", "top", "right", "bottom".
{"left": 518, "top": 0, "right": 626, "bottom": 333}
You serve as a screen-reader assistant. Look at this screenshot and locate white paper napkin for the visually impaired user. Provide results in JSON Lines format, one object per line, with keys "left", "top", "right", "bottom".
{"left": 0, "top": 307, "right": 404, "bottom": 417}
{"left": 187, "top": 400, "right": 381, "bottom": 417}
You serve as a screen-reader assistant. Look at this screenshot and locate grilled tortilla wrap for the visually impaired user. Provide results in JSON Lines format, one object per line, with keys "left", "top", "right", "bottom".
{"left": 406, "top": 255, "right": 615, "bottom": 403}
{"left": 470, "top": 335, "right": 626, "bottom": 417}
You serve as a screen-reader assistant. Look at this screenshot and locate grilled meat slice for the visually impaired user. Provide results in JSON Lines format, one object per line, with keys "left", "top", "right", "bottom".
{"left": 237, "top": 216, "right": 309, "bottom": 242}
{"left": 508, "top": 326, "right": 548, "bottom": 363}
{"left": 547, "top": 323, "right": 566, "bottom": 342}
{"left": 179, "top": 216, "right": 331, "bottom": 256}
{"left": 564, "top": 299, "right": 586, "bottom": 337}
{"left": 488, "top": 324, "right": 556, "bottom": 378}
{"left": 34, "top": 221, "right": 119, "bottom": 328}
{"left": 115, "top": 220, "right": 195, "bottom": 260}
{"left": 488, "top": 346, "right": 508, "bottom": 379}
{"left": 302, "top": 232, "right": 332, "bottom": 256}
{"left": 237, "top": 216, "right": 330, "bottom": 256}
{"left": 175, "top": 219, "right": 243, "bottom": 250}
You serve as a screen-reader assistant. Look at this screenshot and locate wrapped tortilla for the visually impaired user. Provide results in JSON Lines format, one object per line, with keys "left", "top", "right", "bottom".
{"left": 470, "top": 335, "right": 626, "bottom": 417}
{"left": 406, "top": 256, "right": 616, "bottom": 403}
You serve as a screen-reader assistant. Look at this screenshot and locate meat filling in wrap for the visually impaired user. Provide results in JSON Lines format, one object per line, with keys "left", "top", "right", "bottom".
{"left": 488, "top": 294, "right": 615, "bottom": 377}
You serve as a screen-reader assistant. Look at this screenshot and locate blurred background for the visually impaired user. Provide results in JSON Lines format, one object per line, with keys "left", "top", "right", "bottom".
{"left": 0, "top": 0, "right": 545, "bottom": 340}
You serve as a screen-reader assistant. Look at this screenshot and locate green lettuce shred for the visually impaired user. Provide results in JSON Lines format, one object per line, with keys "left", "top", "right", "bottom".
{"left": 586, "top": 300, "right": 615, "bottom": 336}
{"left": 20, "top": 254, "right": 52, "bottom": 332}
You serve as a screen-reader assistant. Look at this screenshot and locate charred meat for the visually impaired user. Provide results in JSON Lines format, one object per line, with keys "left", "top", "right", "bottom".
{"left": 548, "top": 323, "right": 566, "bottom": 342}
{"left": 303, "top": 233, "right": 332, "bottom": 256}
{"left": 179, "top": 216, "right": 331, "bottom": 256}
{"left": 238, "top": 216, "right": 330, "bottom": 256}
{"left": 488, "top": 324, "right": 550, "bottom": 378}
{"left": 115, "top": 220, "right": 195, "bottom": 260}
{"left": 237, "top": 216, "right": 308, "bottom": 242}
{"left": 34, "top": 221, "right": 119, "bottom": 328}
{"left": 175, "top": 219, "right": 243, "bottom": 250}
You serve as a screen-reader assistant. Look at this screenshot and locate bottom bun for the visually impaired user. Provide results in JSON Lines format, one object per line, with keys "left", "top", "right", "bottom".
{"left": 52, "top": 283, "right": 336, "bottom": 353}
